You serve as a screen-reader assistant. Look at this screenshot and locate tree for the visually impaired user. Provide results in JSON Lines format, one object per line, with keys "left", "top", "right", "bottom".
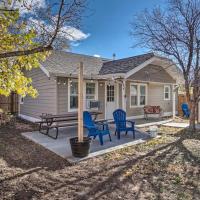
{"left": 130, "top": 0, "right": 200, "bottom": 130}
{"left": 0, "top": 0, "right": 87, "bottom": 97}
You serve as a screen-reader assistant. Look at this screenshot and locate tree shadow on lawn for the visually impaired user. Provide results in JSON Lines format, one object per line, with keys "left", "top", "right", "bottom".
{"left": 72, "top": 128, "right": 200, "bottom": 200}
{"left": 0, "top": 119, "right": 70, "bottom": 171}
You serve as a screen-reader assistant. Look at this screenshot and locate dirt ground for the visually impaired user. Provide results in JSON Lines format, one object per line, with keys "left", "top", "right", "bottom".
{"left": 0, "top": 119, "right": 200, "bottom": 200}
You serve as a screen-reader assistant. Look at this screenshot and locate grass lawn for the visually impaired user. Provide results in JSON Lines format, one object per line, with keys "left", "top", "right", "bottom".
{"left": 0, "top": 119, "right": 200, "bottom": 200}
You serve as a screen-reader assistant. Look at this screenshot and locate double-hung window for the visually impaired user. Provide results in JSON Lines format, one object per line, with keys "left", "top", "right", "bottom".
{"left": 70, "top": 81, "right": 78, "bottom": 110}
{"left": 130, "top": 84, "right": 138, "bottom": 106}
{"left": 86, "top": 82, "right": 96, "bottom": 100}
{"left": 130, "top": 84, "right": 147, "bottom": 107}
{"left": 164, "top": 85, "right": 170, "bottom": 100}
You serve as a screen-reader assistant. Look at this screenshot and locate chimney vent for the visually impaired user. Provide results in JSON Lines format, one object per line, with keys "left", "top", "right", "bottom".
{"left": 112, "top": 53, "right": 116, "bottom": 60}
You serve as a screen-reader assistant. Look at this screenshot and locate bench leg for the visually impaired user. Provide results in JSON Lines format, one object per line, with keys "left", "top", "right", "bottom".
{"left": 46, "top": 127, "right": 58, "bottom": 139}
{"left": 39, "top": 124, "right": 49, "bottom": 135}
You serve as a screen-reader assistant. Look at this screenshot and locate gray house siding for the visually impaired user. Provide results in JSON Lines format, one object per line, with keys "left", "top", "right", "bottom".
{"left": 128, "top": 64, "right": 176, "bottom": 83}
{"left": 148, "top": 83, "right": 173, "bottom": 112}
{"left": 126, "top": 81, "right": 175, "bottom": 117}
{"left": 20, "top": 68, "right": 57, "bottom": 119}
{"left": 57, "top": 77, "right": 68, "bottom": 114}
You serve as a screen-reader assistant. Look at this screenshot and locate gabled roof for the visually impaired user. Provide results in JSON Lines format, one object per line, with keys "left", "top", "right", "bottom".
{"left": 41, "top": 51, "right": 109, "bottom": 77}
{"left": 99, "top": 53, "right": 155, "bottom": 75}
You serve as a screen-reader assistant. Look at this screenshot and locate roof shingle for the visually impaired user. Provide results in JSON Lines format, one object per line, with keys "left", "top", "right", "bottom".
{"left": 99, "top": 53, "right": 155, "bottom": 74}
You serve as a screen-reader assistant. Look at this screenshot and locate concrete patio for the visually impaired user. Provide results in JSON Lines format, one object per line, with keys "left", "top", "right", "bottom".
{"left": 21, "top": 118, "right": 173, "bottom": 163}
{"left": 22, "top": 123, "right": 154, "bottom": 162}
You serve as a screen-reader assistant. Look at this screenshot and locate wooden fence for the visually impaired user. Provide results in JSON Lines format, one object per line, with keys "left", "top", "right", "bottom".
{"left": 0, "top": 93, "right": 18, "bottom": 114}
{"left": 178, "top": 94, "right": 198, "bottom": 119}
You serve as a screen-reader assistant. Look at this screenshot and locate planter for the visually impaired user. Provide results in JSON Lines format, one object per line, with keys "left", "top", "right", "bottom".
{"left": 149, "top": 126, "right": 158, "bottom": 138}
{"left": 70, "top": 137, "right": 91, "bottom": 158}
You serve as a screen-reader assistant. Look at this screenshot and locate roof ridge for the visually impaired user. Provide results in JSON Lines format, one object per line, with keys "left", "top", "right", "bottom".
{"left": 52, "top": 50, "right": 109, "bottom": 61}
{"left": 103, "top": 52, "right": 155, "bottom": 64}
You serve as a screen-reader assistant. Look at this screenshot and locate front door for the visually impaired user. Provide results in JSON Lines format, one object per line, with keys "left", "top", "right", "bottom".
{"left": 106, "top": 83, "right": 117, "bottom": 119}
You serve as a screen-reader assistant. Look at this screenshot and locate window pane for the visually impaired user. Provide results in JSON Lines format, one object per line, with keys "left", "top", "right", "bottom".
{"left": 130, "top": 85, "right": 137, "bottom": 95}
{"left": 86, "top": 82, "right": 95, "bottom": 100}
{"left": 165, "top": 86, "right": 169, "bottom": 93}
{"left": 140, "top": 96, "right": 145, "bottom": 105}
{"left": 131, "top": 96, "right": 137, "bottom": 106}
{"left": 140, "top": 85, "right": 145, "bottom": 95}
{"left": 70, "top": 96, "right": 78, "bottom": 109}
{"left": 86, "top": 83, "right": 95, "bottom": 95}
{"left": 107, "top": 85, "right": 115, "bottom": 102}
{"left": 70, "top": 82, "right": 78, "bottom": 95}
{"left": 165, "top": 92, "right": 169, "bottom": 99}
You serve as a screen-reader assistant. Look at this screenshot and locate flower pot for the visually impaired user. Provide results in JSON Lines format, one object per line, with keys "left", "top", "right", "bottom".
{"left": 70, "top": 137, "right": 91, "bottom": 158}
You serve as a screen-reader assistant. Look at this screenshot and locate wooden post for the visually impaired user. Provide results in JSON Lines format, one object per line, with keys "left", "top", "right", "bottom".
{"left": 78, "top": 62, "right": 84, "bottom": 143}
{"left": 172, "top": 85, "right": 176, "bottom": 119}
{"left": 122, "top": 79, "right": 126, "bottom": 111}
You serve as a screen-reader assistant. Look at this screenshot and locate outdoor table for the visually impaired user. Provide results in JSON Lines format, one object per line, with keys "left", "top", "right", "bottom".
{"left": 38, "top": 111, "right": 103, "bottom": 139}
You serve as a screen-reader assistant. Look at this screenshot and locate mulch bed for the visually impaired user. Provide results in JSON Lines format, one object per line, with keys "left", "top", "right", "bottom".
{"left": 0, "top": 119, "right": 200, "bottom": 200}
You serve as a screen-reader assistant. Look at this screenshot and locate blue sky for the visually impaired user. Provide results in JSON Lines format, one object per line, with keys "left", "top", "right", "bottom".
{"left": 71, "top": 0, "right": 165, "bottom": 59}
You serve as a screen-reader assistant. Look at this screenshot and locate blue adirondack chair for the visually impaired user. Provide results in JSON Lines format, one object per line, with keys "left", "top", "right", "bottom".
{"left": 182, "top": 103, "right": 190, "bottom": 118}
{"left": 83, "top": 111, "right": 111, "bottom": 145}
{"left": 113, "top": 109, "right": 135, "bottom": 140}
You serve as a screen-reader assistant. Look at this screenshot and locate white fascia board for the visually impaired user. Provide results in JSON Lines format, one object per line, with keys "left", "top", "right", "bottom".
{"left": 40, "top": 65, "right": 50, "bottom": 77}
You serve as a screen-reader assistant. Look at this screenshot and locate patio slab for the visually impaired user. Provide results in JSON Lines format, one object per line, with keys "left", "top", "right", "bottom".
{"left": 162, "top": 122, "right": 189, "bottom": 128}
{"left": 22, "top": 125, "right": 151, "bottom": 163}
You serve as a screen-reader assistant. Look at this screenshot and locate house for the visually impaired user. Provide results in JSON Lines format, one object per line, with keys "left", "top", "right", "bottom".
{"left": 19, "top": 51, "right": 182, "bottom": 122}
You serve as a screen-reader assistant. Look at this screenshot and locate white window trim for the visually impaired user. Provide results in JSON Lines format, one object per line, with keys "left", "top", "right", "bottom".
{"left": 164, "top": 85, "right": 171, "bottom": 100}
{"left": 130, "top": 83, "right": 148, "bottom": 108}
{"left": 20, "top": 96, "right": 24, "bottom": 104}
{"left": 84, "top": 81, "right": 98, "bottom": 110}
{"left": 68, "top": 79, "right": 98, "bottom": 112}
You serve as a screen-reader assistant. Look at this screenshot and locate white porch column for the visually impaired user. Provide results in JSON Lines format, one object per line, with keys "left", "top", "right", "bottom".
{"left": 122, "top": 79, "right": 126, "bottom": 111}
{"left": 172, "top": 85, "right": 176, "bottom": 119}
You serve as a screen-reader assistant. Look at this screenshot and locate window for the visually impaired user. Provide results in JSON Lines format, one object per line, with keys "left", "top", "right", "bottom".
{"left": 20, "top": 96, "right": 24, "bottom": 104}
{"left": 130, "top": 84, "right": 147, "bottom": 107}
{"left": 107, "top": 85, "right": 115, "bottom": 102}
{"left": 86, "top": 82, "right": 96, "bottom": 100}
{"left": 140, "top": 85, "right": 146, "bottom": 105}
{"left": 130, "top": 85, "right": 138, "bottom": 106}
{"left": 164, "top": 85, "right": 170, "bottom": 100}
{"left": 70, "top": 81, "right": 78, "bottom": 109}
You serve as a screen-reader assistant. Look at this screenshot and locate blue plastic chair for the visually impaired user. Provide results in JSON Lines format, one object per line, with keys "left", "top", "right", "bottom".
{"left": 83, "top": 111, "right": 111, "bottom": 145}
{"left": 181, "top": 103, "right": 190, "bottom": 118}
{"left": 113, "top": 109, "right": 135, "bottom": 139}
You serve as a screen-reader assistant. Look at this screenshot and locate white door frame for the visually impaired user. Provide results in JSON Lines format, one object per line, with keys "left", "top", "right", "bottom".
{"left": 105, "top": 81, "right": 119, "bottom": 119}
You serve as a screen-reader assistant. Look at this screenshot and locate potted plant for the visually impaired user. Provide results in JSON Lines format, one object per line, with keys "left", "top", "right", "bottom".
{"left": 69, "top": 62, "right": 91, "bottom": 158}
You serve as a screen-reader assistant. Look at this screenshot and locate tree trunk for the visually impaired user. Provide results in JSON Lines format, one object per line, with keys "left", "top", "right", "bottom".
{"left": 184, "top": 80, "right": 196, "bottom": 132}
{"left": 189, "top": 101, "right": 196, "bottom": 132}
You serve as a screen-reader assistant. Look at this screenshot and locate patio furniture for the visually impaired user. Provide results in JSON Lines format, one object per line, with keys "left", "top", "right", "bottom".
{"left": 83, "top": 111, "right": 111, "bottom": 145}
{"left": 113, "top": 109, "right": 135, "bottom": 140}
{"left": 181, "top": 103, "right": 190, "bottom": 118}
{"left": 143, "top": 105, "right": 162, "bottom": 119}
{"left": 37, "top": 111, "right": 102, "bottom": 139}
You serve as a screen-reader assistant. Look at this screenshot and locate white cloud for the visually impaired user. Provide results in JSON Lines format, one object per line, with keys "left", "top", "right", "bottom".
{"left": 93, "top": 54, "right": 101, "bottom": 58}
{"left": 62, "top": 26, "right": 90, "bottom": 41}
{"left": 28, "top": 18, "right": 90, "bottom": 42}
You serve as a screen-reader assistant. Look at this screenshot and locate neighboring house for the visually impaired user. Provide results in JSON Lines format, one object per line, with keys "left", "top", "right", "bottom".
{"left": 19, "top": 51, "right": 182, "bottom": 122}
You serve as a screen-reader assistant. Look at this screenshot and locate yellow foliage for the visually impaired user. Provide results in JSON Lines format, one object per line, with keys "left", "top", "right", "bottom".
{"left": 0, "top": 7, "right": 50, "bottom": 97}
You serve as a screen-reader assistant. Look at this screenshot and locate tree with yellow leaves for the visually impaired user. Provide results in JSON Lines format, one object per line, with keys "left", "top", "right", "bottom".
{"left": 0, "top": 0, "right": 87, "bottom": 97}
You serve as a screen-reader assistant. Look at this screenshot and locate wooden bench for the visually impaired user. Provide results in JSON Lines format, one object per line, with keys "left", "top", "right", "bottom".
{"left": 143, "top": 105, "right": 162, "bottom": 119}
{"left": 37, "top": 112, "right": 102, "bottom": 139}
{"left": 38, "top": 121, "right": 78, "bottom": 139}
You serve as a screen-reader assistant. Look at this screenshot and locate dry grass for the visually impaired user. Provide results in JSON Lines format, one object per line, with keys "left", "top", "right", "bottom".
{"left": 0, "top": 119, "right": 200, "bottom": 200}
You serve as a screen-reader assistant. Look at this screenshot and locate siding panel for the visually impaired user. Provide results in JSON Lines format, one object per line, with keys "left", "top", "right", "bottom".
{"left": 20, "top": 68, "right": 57, "bottom": 119}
